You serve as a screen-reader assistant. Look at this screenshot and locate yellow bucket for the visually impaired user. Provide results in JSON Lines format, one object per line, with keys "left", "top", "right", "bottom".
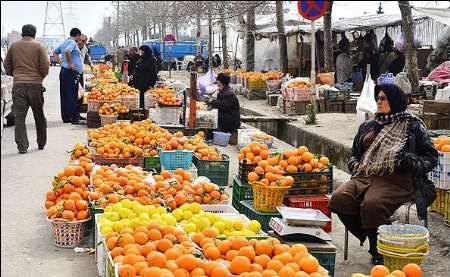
{"left": 377, "top": 248, "right": 428, "bottom": 272}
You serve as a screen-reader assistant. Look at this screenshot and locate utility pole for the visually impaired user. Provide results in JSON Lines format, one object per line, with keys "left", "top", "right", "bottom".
{"left": 43, "top": 1, "right": 66, "bottom": 49}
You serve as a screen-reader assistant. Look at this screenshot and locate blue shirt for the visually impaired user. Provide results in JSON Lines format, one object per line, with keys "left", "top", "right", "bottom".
{"left": 54, "top": 38, "right": 83, "bottom": 74}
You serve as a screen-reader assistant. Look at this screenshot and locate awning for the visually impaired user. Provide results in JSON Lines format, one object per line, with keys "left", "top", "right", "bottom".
{"left": 412, "top": 7, "right": 450, "bottom": 25}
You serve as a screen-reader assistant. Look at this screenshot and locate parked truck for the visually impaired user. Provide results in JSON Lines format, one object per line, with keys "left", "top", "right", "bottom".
{"left": 87, "top": 43, "right": 108, "bottom": 63}
{"left": 142, "top": 40, "right": 207, "bottom": 70}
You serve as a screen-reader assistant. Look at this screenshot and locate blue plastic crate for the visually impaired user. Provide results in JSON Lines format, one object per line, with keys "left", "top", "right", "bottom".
{"left": 213, "top": 131, "right": 231, "bottom": 146}
{"left": 159, "top": 150, "right": 193, "bottom": 170}
{"left": 310, "top": 252, "right": 336, "bottom": 277}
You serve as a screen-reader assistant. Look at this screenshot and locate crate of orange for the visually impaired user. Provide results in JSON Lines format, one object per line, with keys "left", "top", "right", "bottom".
{"left": 91, "top": 142, "right": 144, "bottom": 168}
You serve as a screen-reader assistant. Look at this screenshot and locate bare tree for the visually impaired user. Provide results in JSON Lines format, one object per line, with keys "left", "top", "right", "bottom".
{"left": 399, "top": 1, "right": 419, "bottom": 93}
{"left": 220, "top": 8, "right": 229, "bottom": 69}
{"left": 246, "top": 5, "right": 256, "bottom": 71}
{"left": 276, "top": 1, "right": 288, "bottom": 73}
{"left": 323, "top": 1, "right": 334, "bottom": 72}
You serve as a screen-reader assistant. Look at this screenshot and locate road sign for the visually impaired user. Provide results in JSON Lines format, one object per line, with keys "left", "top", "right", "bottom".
{"left": 163, "top": 34, "right": 176, "bottom": 45}
{"left": 297, "top": 0, "right": 328, "bottom": 21}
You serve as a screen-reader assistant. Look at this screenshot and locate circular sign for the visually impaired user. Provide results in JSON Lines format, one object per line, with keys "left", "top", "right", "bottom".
{"left": 297, "top": 0, "right": 328, "bottom": 21}
{"left": 163, "top": 34, "right": 176, "bottom": 44}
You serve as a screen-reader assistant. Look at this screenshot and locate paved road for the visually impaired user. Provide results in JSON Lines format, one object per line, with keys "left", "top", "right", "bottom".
{"left": 1, "top": 67, "right": 97, "bottom": 277}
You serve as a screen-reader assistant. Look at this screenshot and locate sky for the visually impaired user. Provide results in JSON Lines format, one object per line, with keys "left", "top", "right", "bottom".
{"left": 1, "top": 1, "right": 115, "bottom": 38}
{"left": 1, "top": 1, "right": 448, "bottom": 39}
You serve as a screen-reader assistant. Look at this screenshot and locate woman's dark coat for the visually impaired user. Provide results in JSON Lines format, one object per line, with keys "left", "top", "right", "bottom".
{"left": 209, "top": 86, "right": 240, "bottom": 133}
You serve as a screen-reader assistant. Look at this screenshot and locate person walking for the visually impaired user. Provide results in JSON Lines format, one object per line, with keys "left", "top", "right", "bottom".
{"left": 129, "top": 45, "right": 158, "bottom": 109}
{"left": 3, "top": 24, "right": 49, "bottom": 153}
{"left": 122, "top": 46, "right": 140, "bottom": 76}
{"left": 53, "top": 28, "right": 83, "bottom": 124}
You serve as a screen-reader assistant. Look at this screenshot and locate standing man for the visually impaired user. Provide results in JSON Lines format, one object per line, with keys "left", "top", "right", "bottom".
{"left": 53, "top": 28, "right": 83, "bottom": 124}
{"left": 4, "top": 24, "right": 49, "bottom": 153}
{"left": 116, "top": 46, "right": 128, "bottom": 72}
{"left": 77, "top": 34, "right": 94, "bottom": 119}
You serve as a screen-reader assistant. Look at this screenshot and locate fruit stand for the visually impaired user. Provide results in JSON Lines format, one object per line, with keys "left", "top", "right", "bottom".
{"left": 43, "top": 77, "right": 429, "bottom": 277}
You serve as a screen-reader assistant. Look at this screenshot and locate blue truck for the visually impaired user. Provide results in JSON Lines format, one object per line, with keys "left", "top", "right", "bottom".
{"left": 87, "top": 44, "right": 108, "bottom": 63}
{"left": 142, "top": 40, "right": 207, "bottom": 70}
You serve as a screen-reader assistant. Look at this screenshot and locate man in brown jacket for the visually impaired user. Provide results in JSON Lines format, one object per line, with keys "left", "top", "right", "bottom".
{"left": 4, "top": 24, "right": 49, "bottom": 153}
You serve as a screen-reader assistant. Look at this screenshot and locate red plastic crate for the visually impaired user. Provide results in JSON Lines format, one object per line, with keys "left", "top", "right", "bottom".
{"left": 284, "top": 195, "right": 332, "bottom": 232}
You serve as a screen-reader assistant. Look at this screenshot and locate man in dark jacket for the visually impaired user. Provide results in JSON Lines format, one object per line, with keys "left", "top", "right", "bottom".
{"left": 206, "top": 73, "right": 240, "bottom": 144}
{"left": 122, "top": 46, "right": 140, "bottom": 76}
{"left": 129, "top": 45, "right": 158, "bottom": 109}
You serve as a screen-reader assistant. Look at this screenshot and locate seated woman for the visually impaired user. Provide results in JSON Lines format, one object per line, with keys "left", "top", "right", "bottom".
{"left": 328, "top": 84, "right": 437, "bottom": 265}
{"left": 206, "top": 73, "right": 240, "bottom": 145}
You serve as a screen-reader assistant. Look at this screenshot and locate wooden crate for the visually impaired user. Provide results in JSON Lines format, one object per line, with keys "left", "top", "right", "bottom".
{"left": 344, "top": 100, "right": 357, "bottom": 113}
{"left": 423, "top": 100, "right": 450, "bottom": 116}
{"left": 325, "top": 101, "right": 344, "bottom": 113}
{"left": 421, "top": 113, "right": 450, "bottom": 130}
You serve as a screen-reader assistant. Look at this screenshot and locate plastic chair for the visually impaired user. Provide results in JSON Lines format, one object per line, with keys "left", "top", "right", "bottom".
{"left": 343, "top": 200, "right": 428, "bottom": 261}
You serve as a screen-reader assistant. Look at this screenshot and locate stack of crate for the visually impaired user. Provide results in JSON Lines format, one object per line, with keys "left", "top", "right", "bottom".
{"left": 430, "top": 151, "right": 450, "bottom": 226}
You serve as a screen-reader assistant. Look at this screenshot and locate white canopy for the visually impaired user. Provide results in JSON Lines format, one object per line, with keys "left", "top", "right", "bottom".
{"left": 412, "top": 7, "right": 450, "bottom": 25}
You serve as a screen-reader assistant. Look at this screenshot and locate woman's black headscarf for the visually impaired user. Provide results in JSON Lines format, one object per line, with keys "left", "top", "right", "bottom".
{"left": 139, "top": 45, "right": 153, "bottom": 58}
{"left": 374, "top": 83, "right": 407, "bottom": 114}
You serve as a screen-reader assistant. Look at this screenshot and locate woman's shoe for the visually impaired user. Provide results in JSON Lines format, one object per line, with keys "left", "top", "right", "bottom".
{"left": 371, "top": 255, "right": 384, "bottom": 265}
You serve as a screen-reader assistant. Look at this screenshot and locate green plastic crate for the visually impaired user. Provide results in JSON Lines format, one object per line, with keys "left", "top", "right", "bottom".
{"left": 240, "top": 200, "right": 281, "bottom": 232}
{"left": 232, "top": 194, "right": 244, "bottom": 213}
{"left": 193, "top": 155, "right": 230, "bottom": 187}
{"left": 232, "top": 176, "right": 253, "bottom": 202}
{"left": 286, "top": 166, "right": 334, "bottom": 196}
{"left": 310, "top": 252, "right": 336, "bottom": 277}
{"left": 144, "top": 156, "right": 161, "bottom": 172}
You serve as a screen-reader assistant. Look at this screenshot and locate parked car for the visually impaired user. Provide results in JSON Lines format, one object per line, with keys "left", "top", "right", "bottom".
{"left": 1, "top": 48, "right": 14, "bottom": 137}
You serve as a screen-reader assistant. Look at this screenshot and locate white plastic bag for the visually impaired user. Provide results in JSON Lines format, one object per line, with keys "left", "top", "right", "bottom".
{"left": 197, "top": 68, "right": 217, "bottom": 97}
{"left": 356, "top": 74, "right": 377, "bottom": 124}
{"left": 395, "top": 71, "right": 412, "bottom": 94}
{"left": 78, "top": 83, "right": 85, "bottom": 100}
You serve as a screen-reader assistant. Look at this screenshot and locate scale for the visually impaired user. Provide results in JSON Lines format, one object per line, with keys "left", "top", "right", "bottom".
{"left": 269, "top": 206, "right": 332, "bottom": 241}
{"left": 269, "top": 218, "right": 332, "bottom": 241}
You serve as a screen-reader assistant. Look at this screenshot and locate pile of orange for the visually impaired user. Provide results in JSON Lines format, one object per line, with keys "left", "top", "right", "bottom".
{"left": 195, "top": 144, "right": 222, "bottom": 161}
{"left": 94, "top": 141, "right": 144, "bottom": 159}
{"left": 90, "top": 165, "right": 154, "bottom": 208}
{"left": 87, "top": 120, "right": 172, "bottom": 150}
{"left": 45, "top": 165, "right": 91, "bottom": 221}
{"left": 106, "top": 223, "right": 204, "bottom": 277}
{"left": 193, "top": 235, "right": 328, "bottom": 277}
{"left": 351, "top": 263, "right": 422, "bottom": 277}
{"left": 99, "top": 103, "right": 129, "bottom": 115}
{"left": 90, "top": 166, "right": 228, "bottom": 210}
{"left": 433, "top": 136, "right": 450, "bottom": 152}
{"left": 69, "top": 143, "right": 93, "bottom": 161}
{"left": 153, "top": 169, "right": 229, "bottom": 210}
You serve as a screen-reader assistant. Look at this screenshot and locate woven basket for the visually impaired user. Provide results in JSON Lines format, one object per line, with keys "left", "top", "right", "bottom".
{"left": 144, "top": 94, "right": 158, "bottom": 109}
{"left": 251, "top": 181, "right": 291, "bottom": 212}
{"left": 121, "top": 95, "right": 139, "bottom": 110}
{"left": 377, "top": 248, "right": 428, "bottom": 272}
{"left": 100, "top": 114, "right": 118, "bottom": 126}
{"left": 87, "top": 99, "right": 103, "bottom": 112}
{"left": 48, "top": 217, "right": 91, "bottom": 248}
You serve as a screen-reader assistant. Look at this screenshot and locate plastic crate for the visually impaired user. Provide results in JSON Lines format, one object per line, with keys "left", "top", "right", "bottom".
{"left": 159, "top": 150, "right": 193, "bottom": 170}
{"left": 430, "top": 170, "right": 450, "bottom": 189}
{"left": 310, "top": 251, "right": 336, "bottom": 277}
{"left": 324, "top": 89, "right": 351, "bottom": 102}
{"left": 431, "top": 188, "right": 446, "bottom": 215}
{"left": 193, "top": 155, "right": 230, "bottom": 187}
{"left": 144, "top": 156, "right": 161, "bottom": 172}
{"left": 240, "top": 200, "right": 281, "bottom": 232}
{"left": 285, "top": 167, "right": 333, "bottom": 196}
{"left": 232, "top": 176, "right": 253, "bottom": 202}
{"left": 238, "top": 161, "right": 257, "bottom": 183}
{"left": 285, "top": 195, "right": 332, "bottom": 232}
{"left": 100, "top": 114, "right": 117, "bottom": 126}
{"left": 232, "top": 194, "right": 244, "bottom": 213}
{"left": 444, "top": 190, "right": 450, "bottom": 226}
{"left": 120, "top": 95, "right": 139, "bottom": 110}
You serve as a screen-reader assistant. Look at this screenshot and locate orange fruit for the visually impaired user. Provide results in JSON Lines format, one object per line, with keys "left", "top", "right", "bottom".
{"left": 134, "top": 232, "right": 149, "bottom": 245}
{"left": 295, "top": 271, "right": 309, "bottom": 277}
{"left": 211, "top": 266, "right": 230, "bottom": 277}
{"left": 147, "top": 251, "right": 167, "bottom": 268}
{"left": 248, "top": 172, "right": 259, "bottom": 183}
{"left": 250, "top": 263, "right": 264, "bottom": 273}
{"left": 279, "top": 252, "right": 293, "bottom": 265}
{"left": 254, "top": 254, "right": 271, "bottom": 269}
{"left": 148, "top": 229, "right": 163, "bottom": 241}
{"left": 123, "top": 254, "right": 139, "bottom": 265}
{"left": 319, "top": 157, "right": 329, "bottom": 166}
{"left": 229, "top": 256, "right": 251, "bottom": 275}
{"left": 266, "top": 260, "right": 283, "bottom": 272}
{"left": 302, "top": 152, "right": 313, "bottom": 162}
{"left": 141, "top": 267, "right": 162, "bottom": 277}
{"left": 204, "top": 246, "right": 221, "bottom": 260}
{"left": 119, "top": 264, "right": 136, "bottom": 277}
{"left": 190, "top": 268, "right": 206, "bottom": 277}
{"left": 239, "top": 246, "right": 256, "bottom": 262}
{"left": 133, "top": 261, "right": 148, "bottom": 275}
{"left": 279, "top": 266, "right": 296, "bottom": 277}
{"left": 165, "top": 248, "right": 183, "bottom": 260}
{"left": 175, "top": 254, "right": 200, "bottom": 272}
{"left": 262, "top": 269, "right": 278, "bottom": 277}
{"left": 298, "top": 255, "right": 319, "bottom": 274}
{"left": 225, "top": 249, "right": 239, "bottom": 261}
{"left": 402, "top": 263, "right": 422, "bottom": 277}
{"left": 297, "top": 146, "right": 309, "bottom": 155}
{"left": 391, "top": 270, "right": 406, "bottom": 277}
{"left": 370, "top": 265, "right": 390, "bottom": 277}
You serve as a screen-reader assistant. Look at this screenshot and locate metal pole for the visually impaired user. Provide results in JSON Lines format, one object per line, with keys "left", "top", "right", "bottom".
{"left": 311, "top": 20, "right": 317, "bottom": 112}
{"left": 189, "top": 71, "right": 197, "bottom": 129}
{"left": 169, "top": 44, "right": 172, "bottom": 78}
